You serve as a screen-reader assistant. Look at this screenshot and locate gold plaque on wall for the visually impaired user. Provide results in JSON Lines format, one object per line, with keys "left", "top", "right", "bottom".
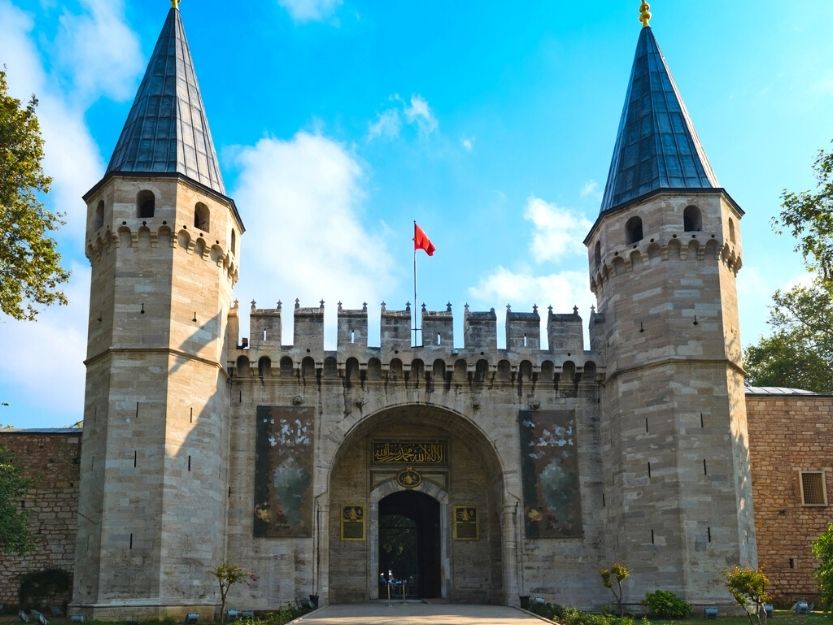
{"left": 341, "top": 505, "right": 365, "bottom": 541}
{"left": 397, "top": 466, "right": 422, "bottom": 489}
{"left": 453, "top": 505, "right": 478, "bottom": 541}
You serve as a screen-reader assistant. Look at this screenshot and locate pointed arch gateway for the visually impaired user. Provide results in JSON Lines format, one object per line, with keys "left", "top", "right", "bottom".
{"left": 324, "top": 403, "right": 511, "bottom": 605}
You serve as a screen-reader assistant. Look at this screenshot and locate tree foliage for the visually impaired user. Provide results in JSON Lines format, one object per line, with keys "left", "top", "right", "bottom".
{"left": 813, "top": 523, "right": 833, "bottom": 614}
{"left": 211, "top": 563, "right": 256, "bottom": 625}
{"left": 0, "top": 442, "right": 32, "bottom": 554}
{"left": 0, "top": 68, "right": 69, "bottom": 320}
{"left": 724, "top": 566, "right": 771, "bottom": 625}
{"left": 600, "top": 563, "right": 629, "bottom": 616}
{"left": 776, "top": 142, "right": 833, "bottom": 287}
{"left": 744, "top": 142, "right": 833, "bottom": 392}
{"left": 744, "top": 283, "right": 833, "bottom": 392}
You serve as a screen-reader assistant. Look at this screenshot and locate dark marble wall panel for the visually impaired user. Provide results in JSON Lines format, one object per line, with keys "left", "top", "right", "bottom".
{"left": 254, "top": 406, "right": 315, "bottom": 538}
{"left": 519, "top": 409, "right": 582, "bottom": 539}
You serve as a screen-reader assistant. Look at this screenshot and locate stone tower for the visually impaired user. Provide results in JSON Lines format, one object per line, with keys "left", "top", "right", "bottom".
{"left": 72, "top": 5, "right": 244, "bottom": 619}
{"left": 584, "top": 13, "right": 756, "bottom": 602}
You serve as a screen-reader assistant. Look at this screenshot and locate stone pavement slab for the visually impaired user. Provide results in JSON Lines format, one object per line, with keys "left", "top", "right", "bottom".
{"left": 290, "top": 602, "right": 551, "bottom": 625}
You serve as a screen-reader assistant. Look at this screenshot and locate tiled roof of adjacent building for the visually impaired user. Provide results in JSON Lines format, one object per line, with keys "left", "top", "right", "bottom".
{"left": 600, "top": 26, "right": 718, "bottom": 214}
{"left": 106, "top": 6, "right": 225, "bottom": 195}
{"left": 744, "top": 386, "right": 818, "bottom": 396}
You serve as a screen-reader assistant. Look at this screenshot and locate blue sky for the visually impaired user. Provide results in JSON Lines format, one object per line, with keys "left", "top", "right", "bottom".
{"left": 1, "top": 0, "right": 832, "bottom": 427}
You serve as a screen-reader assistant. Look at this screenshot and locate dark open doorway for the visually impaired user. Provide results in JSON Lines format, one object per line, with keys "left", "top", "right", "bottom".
{"left": 378, "top": 490, "right": 441, "bottom": 599}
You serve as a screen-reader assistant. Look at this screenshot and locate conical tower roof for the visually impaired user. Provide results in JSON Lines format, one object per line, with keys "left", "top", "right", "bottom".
{"left": 106, "top": 5, "right": 225, "bottom": 194}
{"left": 599, "top": 26, "right": 718, "bottom": 214}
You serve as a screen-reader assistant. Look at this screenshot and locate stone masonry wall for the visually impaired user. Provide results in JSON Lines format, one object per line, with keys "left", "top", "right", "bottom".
{"left": 747, "top": 394, "right": 833, "bottom": 605}
{"left": 0, "top": 431, "right": 81, "bottom": 608}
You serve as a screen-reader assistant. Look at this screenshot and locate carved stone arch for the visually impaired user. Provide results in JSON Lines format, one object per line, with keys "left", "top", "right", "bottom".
{"left": 432, "top": 359, "right": 447, "bottom": 384}
{"left": 86, "top": 242, "right": 95, "bottom": 259}
{"left": 629, "top": 249, "right": 643, "bottom": 270}
{"left": 389, "top": 358, "right": 403, "bottom": 381}
{"left": 453, "top": 358, "right": 467, "bottom": 385}
{"left": 410, "top": 359, "right": 424, "bottom": 386}
{"left": 258, "top": 356, "right": 272, "bottom": 379}
{"left": 561, "top": 360, "right": 577, "bottom": 397}
{"left": 583, "top": 360, "right": 597, "bottom": 382}
{"left": 647, "top": 242, "right": 661, "bottom": 261}
{"left": 518, "top": 360, "right": 533, "bottom": 383}
{"left": 194, "top": 237, "right": 207, "bottom": 258}
{"left": 280, "top": 356, "right": 294, "bottom": 377}
{"left": 496, "top": 359, "right": 511, "bottom": 382}
{"left": 137, "top": 225, "right": 152, "bottom": 248}
{"left": 158, "top": 225, "right": 172, "bottom": 248}
{"left": 177, "top": 229, "right": 191, "bottom": 250}
{"left": 704, "top": 238, "right": 720, "bottom": 260}
{"left": 325, "top": 403, "right": 511, "bottom": 604}
{"left": 117, "top": 226, "right": 132, "bottom": 248}
{"left": 540, "top": 360, "right": 555, "bottom": 385}
{"left": 687, "top": 238, "right": 701, "bottom": 260}
{"left": 345, "top": 357, "right": 360, "bottom": 385}
{"left": 210, "top": 244, "right": 224, "bottom": 264}
{"left": 367, "top": 358, "right": 382, "bottom": 381}
{"left": 301, "top": 356, "right": 316, "bottom": 380}
{"left": 612, "top": 256, "right": 625, "bottom": 276}
{"left": 323, "top": 356, "right": 338, "bottom": 379}
{"left": 667, "top": 237, "right": 682, "bottom": 260}
{"left": 235, "top": 355, "right": 250, "bottom": 377}
{"left": 474, "top": 359, "right": 489, "bottom": 385}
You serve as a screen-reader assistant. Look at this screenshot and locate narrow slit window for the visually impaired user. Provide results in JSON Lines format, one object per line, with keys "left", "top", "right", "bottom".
{"left": 707, "top": 527, "right": 712, "bottom": 543}
{"left": 700, "top": 413, "right": 704, "bottom": 428}
{"left": 648, "top": 462, "right": 652, "bottom": 478}
{"left": 651, "top": 529, "right": 655, "bottom": 544}
{"left": 703, "top": 459, "right": 708, "bottom": 475}
{"left": 133, "top": 450, "right": 137, "bottom": 468}
{"left": 188, "top": 455, "right": 192, "bottom": 472}
{"left": 129, "top": 533, "right": 133, "bottom": 549}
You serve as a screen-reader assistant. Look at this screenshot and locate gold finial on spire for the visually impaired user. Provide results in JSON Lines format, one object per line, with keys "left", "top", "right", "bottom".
{"left": 639, "top": 1, "right": 652, "bottom": 28}
{"left": 171, "top": 0, "right": 181, "bottom": 9}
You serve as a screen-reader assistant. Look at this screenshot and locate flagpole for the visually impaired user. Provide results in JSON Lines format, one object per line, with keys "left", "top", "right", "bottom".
{"left": 413, "top": 221, "right": 418, "bottom": 347}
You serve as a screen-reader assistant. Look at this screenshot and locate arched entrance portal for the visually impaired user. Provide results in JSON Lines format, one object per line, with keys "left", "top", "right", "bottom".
{"left": 378, "top": 491, "right": 441, "bottom": 598}
{"left": 326, "top": 404, "right": 507, "bottom": 604}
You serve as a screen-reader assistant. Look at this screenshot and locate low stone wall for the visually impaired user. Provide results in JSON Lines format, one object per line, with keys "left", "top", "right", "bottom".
{"left": 747, "top": 394, "right": 833, "bottom": 604}
{"left": 0, "top": 430, "right": 81, "bottom": 609}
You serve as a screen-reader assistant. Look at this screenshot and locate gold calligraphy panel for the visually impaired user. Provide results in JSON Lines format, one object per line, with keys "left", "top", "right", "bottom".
{"left": 371, "top": 440, "right": 448, "bottom": 466}
{"left": 341, "top": 505, "right": 365, "bottom": 541}
{"left": 453, "top": 505, "right": 478, "bottom": 541}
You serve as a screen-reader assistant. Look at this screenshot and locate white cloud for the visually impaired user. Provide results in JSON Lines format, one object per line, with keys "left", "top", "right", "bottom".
{"left": 367, "top": 93, "right": 438, "bottom": 142}
{"left": 524, "top": 196, "right": 592, "bottom": 263}
{"left": 461, "top": 136, "right": 475, "bottom": 152}
{"left": 367, "top": 109, "right": 402, "bottom": 141}
{"left": 277, "top": 0, "right": 342, "bottom": 22}
{"left": 403, "top": 94, "right": 438, "bottom": 135}
{"left": 0, "top": 263, "right": 90, "bottom": 424}
{"left": 55, "top": 0, "right": 143, "bottom": 102}
{"left": 580, "top": 179, "right": 600, "bottom": 199}
{"left": 0, "top": 0, "right": 142, "bottom": 426}
{"left": 230, "top": 131, "right": 396, "bottom": 346}
{"left": 468, "top": 267, "right": 594, "bottom": 349}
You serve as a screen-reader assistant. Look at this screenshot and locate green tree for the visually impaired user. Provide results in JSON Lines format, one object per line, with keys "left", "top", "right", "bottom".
{"left": 600, "top": 563, "right": 629, "bottom": 616}
{"left": 813, "top": 523, "right": 833, "bottom": 614}
{"left": 744, "top": 142, "right": 833, "bottom": 392}
{"left": 776, "top": 142, "right": 833, "bottom": 288}
{"left": 0, "top": 443, "right": 32, "bottom": 554}
{"left": 211, "top": 563, "right": 255, "bottom": 625}
{"left": 0, "top": 67, "right": 69, "bottom": 320}
{"left": 724, "top": 566, "right": 771, "bottom": 625}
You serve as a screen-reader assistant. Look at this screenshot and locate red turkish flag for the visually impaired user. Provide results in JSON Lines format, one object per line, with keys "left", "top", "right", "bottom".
{"left": 414, "top": 223, "right": 436, "bottom": 256}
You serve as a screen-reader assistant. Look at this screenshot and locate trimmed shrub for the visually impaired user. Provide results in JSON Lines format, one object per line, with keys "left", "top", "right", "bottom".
{"left": 642, "top": 590, "right": 691, "bottom": 619}
{"left": 18, "top": 569, "right": 72, "bottom": 609}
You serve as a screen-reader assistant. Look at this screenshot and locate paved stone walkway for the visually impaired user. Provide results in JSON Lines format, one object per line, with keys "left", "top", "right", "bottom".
{"left": 290, "top": 602, "right": 550, "bottom": 625}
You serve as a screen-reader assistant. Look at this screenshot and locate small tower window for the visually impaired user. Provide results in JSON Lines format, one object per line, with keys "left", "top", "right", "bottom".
{"left": 728, "top": 218, "right": 736, "bottom": 244}
{"left": 137, "top": 190, "right": 155, "bottom": 219}
{"left": 231, "top": 229, "right": 237, "bottom": 254}
{"left": 94, "top": 200, "right": 104, "bottom": 230}
{"left": 194, "top": 202, "right": 210, "bottom": 232}
{"left": 594, "top": 240, "right": 602, "bottom": 267}
{"left": 683, "top": 205, "right": 702, "bottom": 232}
{"left": 625, "top": 216, "right": 643, "bottom": 244}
